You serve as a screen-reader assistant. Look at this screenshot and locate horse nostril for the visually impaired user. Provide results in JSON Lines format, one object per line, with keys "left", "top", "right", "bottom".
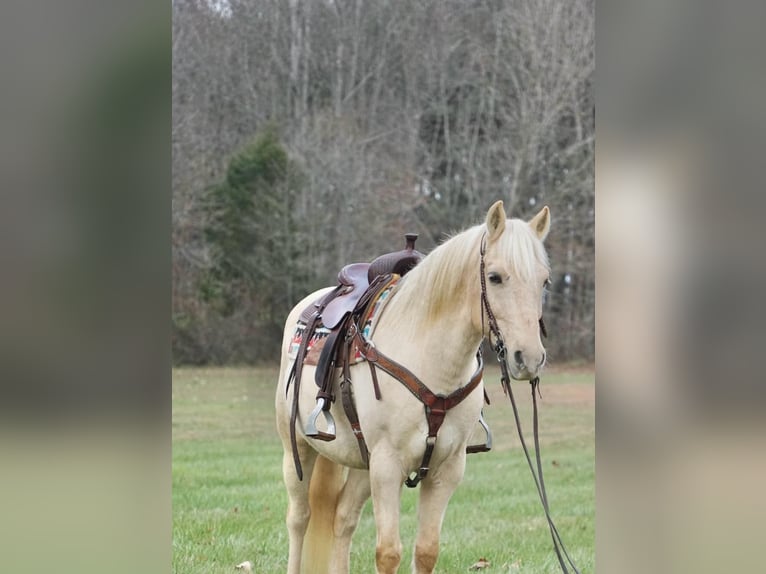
{"left": 513, "top": 350, "right": 524, "bottom": 366}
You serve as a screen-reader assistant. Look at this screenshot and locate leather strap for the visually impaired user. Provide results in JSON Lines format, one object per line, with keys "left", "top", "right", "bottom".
{"left": 355, "top": 329, "right": 484, "bottom": 487}
{"left": 288, "top": 314, "right": 315, "bottom": 481}
{"left": 340, "top": 338, "right": 369, "bottom": 467}
{"left": 359, "top": 334, "right": 484, "bottom": 412}
{"left": 501, "top": 368, "right": 581, "bottom": 574}
{"left": 315, "top": 326, "right": 351, "bottom": 410}
{"left": 368, "top": 360, "right": 382, "bottom": 400}
{"left": 287, "top": 285, "right": 342, "bottom": 480}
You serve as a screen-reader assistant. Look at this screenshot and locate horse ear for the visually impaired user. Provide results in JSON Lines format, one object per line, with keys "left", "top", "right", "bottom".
{"left": 486, "top": 200, "right": 506, "bottom": 242}
{"left": 528, "top": 205, "right": 551, "bottom": 241}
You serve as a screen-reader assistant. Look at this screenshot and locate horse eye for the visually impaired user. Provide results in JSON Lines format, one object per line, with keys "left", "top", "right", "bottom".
{"left": 488, "top": 272, "right": 503, "bottom": 285}
{"left": 544, "top": 278, "right": 552, "bottom": 289}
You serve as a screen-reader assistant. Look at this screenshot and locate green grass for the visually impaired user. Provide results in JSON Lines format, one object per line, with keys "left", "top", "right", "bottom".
{"left": 173, "top": 366, "right": 594, "bottom": 573}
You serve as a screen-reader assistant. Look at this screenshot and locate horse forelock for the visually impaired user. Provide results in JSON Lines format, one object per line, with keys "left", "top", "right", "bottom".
{"left": 501, "top": 219, "right": 550, "bottom": 282}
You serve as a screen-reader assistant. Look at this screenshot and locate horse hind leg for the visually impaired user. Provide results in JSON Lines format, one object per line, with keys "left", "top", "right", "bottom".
{"left": 301, "top": 455, "right": 345, "bottom": 574}
{"left": 328, "top": 468, "right": 372, "bottom": 574}
{"left": 282, "top": 445, "right": 317, "bottom": 574}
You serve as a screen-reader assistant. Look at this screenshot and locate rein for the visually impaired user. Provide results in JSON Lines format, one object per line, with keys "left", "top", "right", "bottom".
{"left": 480, "top": 235, "right": 581, "bottom": 574}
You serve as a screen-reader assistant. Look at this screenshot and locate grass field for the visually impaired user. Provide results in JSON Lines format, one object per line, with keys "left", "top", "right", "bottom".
{"left": 172, "top": 365, "right": 594, "bottom": 573}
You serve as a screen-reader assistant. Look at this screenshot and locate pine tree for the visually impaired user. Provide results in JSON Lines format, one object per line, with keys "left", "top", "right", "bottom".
{"left": 200, "top": 128, "right": 308, "bottom": 357}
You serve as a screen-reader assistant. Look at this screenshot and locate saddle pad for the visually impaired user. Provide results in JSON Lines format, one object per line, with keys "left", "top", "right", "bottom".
{"left": 288, "top": 324, "right": 331, "bottom": 366}
{"left": 354, "top": 277, "right": 400, "bottom": 361}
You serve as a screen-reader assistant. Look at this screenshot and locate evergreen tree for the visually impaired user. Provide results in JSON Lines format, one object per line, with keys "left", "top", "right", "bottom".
{"left": 199, "top": 128, "right": 308, "bottom": 358}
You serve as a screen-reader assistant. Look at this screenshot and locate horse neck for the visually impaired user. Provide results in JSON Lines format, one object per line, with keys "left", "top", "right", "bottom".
{"left": 372, "top": 235, "right": 484, "bottom": 393}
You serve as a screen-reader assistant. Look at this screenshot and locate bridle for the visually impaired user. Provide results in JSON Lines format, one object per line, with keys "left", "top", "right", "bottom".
{"left": 479, "top": 234, "right": 581, "bottom": 574}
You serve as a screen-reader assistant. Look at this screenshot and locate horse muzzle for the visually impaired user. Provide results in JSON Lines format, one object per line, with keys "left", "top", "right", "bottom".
{"left": 509, "top": 349, "right": 546, "bottom": 380}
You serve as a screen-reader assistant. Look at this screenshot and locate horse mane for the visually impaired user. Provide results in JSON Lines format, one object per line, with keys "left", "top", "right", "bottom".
{"left": 391, "top": 219, "right": 550, "bottom": 325}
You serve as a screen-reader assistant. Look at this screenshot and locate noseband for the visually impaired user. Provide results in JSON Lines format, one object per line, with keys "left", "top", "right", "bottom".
{"left": 479, "top": 233, "right": 580, "bottom": 574}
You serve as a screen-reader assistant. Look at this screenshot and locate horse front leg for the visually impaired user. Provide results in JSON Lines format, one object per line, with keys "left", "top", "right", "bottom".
{"left": 329, "top": 468, "right": 371, "bottom": 574}
{"left": 412, "top": 452, "right": 466, "bottom": 574}
{"left": 369, "top": 448, "right": 405, "bottom": 574}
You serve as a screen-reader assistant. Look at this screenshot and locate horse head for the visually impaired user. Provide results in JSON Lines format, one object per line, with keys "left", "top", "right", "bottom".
{"left": 480, "top": 200, "right": 551, "bottom": 380}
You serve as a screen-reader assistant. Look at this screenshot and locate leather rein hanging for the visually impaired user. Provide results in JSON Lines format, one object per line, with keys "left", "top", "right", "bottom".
{"left": 479, "top": 235, "right": 581, "bottom": 574}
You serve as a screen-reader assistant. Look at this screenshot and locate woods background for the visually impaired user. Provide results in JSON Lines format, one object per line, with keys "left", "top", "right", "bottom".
{"left": 172, "top": 0, "right": 594, "bottom": 365}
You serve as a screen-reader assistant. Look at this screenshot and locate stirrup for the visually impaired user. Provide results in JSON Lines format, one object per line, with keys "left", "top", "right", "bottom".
{"left": 305, "top": 398, "right": 337, "bottom": 441}
{"left": 466, "top": 411, "right": 492, "bottom": 454}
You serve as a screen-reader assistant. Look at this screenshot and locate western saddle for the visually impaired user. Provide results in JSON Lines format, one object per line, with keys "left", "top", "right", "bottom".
{"left": 287, "top": 234, "right": 492, "bottom": 484}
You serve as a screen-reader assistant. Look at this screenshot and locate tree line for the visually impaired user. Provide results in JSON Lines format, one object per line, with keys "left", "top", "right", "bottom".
{"left": 172, "top": 0, "right": 594, "bottom": 364}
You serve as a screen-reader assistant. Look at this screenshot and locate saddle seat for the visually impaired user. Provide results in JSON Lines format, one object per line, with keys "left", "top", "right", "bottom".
{"left": 339, "top": 261, "right": 371, "bottom": 288}
{"left": 325, "top": 263, "right": 371, "bottom": 329}
{"left": 297, "top": 263, "right": 372, "bottom": 329}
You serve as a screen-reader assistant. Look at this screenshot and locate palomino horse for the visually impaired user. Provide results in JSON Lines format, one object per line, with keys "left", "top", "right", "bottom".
{"left": 274, "top": 201, "right": 551, "bottom": 574}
